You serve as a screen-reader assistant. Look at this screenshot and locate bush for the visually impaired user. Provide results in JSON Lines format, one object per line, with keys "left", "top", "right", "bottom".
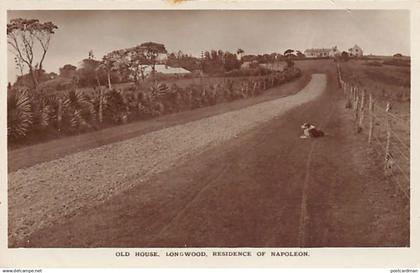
{"left": 9, "top": 67, "right": 302, "bottom": 146}
{"left": 7, "top": 88, "right": 33, "bottom": 139}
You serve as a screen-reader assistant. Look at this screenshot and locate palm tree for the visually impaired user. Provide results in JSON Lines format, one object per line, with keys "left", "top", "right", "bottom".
{"left": 103, "top": 89, "right": 129, "bottom": 123}
{"left": 37, "top": 94, "right": 59, "bottom": 129}
{"left": 63, "top": 89, "right": 96, "bottom": 130}
{"left": 7, "top": 88, "right": 33, "bottom": 139}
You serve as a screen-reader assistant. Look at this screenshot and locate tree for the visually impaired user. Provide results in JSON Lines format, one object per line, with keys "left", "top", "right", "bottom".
{"left": 140, "top": 42, "right": 167, "bottom": 74}
{"left": 100, "top": 50, "right": 125, "bottom": 89}
{"left": 7, "top": 18, "right": 58, "bottom": 89}
{"left": 77, "top": 57, "right": 103, "bottom": 87}
{"left": 120, "top": 46, "right": 149, "bottom": 84}
{"left": 341, "top": 51, "right": 349, "bottom": 62}
{"left": 284, "top": 49, "right": 297, "bottom": 67}
{"left": 59, "top": 64, "right": 77, "bottom": 78}
{"left": 296, "top": 50, "right": 305, "bottom": 59}
{"left": 224, "top": 52, "right": 241, "bottom": 71}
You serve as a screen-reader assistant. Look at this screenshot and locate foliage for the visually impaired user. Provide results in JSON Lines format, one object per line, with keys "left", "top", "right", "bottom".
{"left": 7, "top": 18, "right": 58, "bottom": 89}
{"left": 140, "top": 42, "right": 168, "bottom": 73}
{"left": 7, "top": 88, "right": 33, "bottom": 139}
{"left": 8, "top": 52, "right": 302, "bottom": 146}
{"left": 59, "top": 64, "right": 77, "bottom": 78}
{"left": 63, "top": 89, "right": 96, "bottom": 131}
{"left": 284, "top": 49, "right": 297, "bottom": 67}
{"left": 103, "top": 89, "right": 129, "bottom": 123}
{"left": 341, "top": 51, "right": 350, "bottom": 62}
{"left": 202, "top": 50, "right": 241, "bottom": 75}
{"left": 166, "top": 51, "right": 201, "bottom": 72}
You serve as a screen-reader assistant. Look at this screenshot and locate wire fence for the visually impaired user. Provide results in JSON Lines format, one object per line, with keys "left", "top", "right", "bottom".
{"left": 336, "top": 63, "right": 410, "bottom": 200}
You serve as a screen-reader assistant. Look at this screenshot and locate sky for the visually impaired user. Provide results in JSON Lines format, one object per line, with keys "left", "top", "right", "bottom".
{"left": 7, "top": 10, "right": 410, "bottom": 82}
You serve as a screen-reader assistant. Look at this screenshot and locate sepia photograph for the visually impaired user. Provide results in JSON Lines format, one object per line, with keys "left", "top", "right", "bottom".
{"left": 6, "top": 8, "right": 411, "bottom": 250}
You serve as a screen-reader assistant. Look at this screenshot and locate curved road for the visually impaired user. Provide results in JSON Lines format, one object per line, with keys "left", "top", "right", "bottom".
{"left": 11, "top": 62, "right": 409, "bottom": 247}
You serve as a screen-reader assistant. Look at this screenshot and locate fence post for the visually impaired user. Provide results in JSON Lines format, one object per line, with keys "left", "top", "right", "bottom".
{"left": 354, "top": 95, "right": 359, "bottom": 123}
{"left": 57, "top": 97, "right": 63, "bottom": 130}
{"left": 253, "top": 81, "right": 258, "bottom": 96}
{"left": 99, "top": 87, "right": 104, "bottom": 123}
{"left": 357, "top": 89, "right": 366, "bottom": 133}
{"left": 368, "top": 93, "right": 374, "bottom": 144}
{"left": 353, "top": 86, "right": 358, "bottom": 110}
{"left": 384, "top": 102, "right": 392, "bottom": 175}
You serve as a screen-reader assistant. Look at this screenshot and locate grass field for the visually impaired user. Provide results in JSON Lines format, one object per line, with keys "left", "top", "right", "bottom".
{"left": 338, "top": 58, "right": 410, "bottom": 197}
{"left": 339, "top": 59, "right": 410, "bottom": 116}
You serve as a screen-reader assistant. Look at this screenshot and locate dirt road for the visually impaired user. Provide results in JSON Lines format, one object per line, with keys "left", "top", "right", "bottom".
{"left": 10, "top": 61, "right": 409, "bottom": 247}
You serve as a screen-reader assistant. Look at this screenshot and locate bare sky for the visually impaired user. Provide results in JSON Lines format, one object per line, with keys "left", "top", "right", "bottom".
{"left": 7, "top": 10, "right": 410, "bottom": 81}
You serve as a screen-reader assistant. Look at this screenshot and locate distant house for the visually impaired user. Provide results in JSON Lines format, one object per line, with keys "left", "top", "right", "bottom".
{"left": 348, "top": 44, "right": 363, "bottom": 57}
{"left": 304, "top": 46, "right": 340, "bottom": 58}
{"left": 304, "top": 48, "right": 331, "bottom": 58}
{"left": 329, "top": 46, "right": 341, "bottom": 57}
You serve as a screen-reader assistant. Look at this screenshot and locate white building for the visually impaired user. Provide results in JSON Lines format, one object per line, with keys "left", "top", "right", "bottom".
{"left": 304, "top": 46, "right": 341, "bottom": 58}
{"left": 304, "top": 48, "right": 331, "bottom": 58}
{"left": 348, "top": 44, "right": 363, "bottom": 57}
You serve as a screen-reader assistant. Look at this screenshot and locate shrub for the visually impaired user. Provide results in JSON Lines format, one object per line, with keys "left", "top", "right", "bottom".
{"left": 103, "top": 89, "right": 128, "bottom": 124}
{"left": 63, "top": 89, "right": 96, "bottom": 131}
{"left": 9, "top": 66, "right": 303, "bottom": 146}
{"left": 7, "top": 88, "right": 33, "bottom": 139}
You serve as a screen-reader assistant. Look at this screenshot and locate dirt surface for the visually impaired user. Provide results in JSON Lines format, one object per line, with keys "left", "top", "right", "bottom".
{"left": 10, "top": 60, "right": 409, "bottom": 248}
{"left": 9, "top": 74, "right": 321, "bottom": 246}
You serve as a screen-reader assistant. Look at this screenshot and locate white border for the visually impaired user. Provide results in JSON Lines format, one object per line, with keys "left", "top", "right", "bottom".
{"left": 0, "top": 0, "right": 419, "bottom": 268}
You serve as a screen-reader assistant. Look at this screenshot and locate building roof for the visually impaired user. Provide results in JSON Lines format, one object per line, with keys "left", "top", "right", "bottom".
{"left": 304, "top": 48, "right": 332, "bottom": 53}
{"left": 349, "top": 44, "right": 362, "bottom": 51}
{"left": 144, "top": 64, "right": 191, "bottom": 75}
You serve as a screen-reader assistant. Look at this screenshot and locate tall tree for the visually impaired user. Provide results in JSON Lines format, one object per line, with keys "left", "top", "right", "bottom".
{"left": 140, "top": 42, "right": 167, "bottom": 74}
{"left": 284, "top": 49, "right": 297, "bottom": 67}
{"left": 121, "top": 46, "right": 149, "bottom": 84}
{"left": 100, "top": 50, "right": 126, "bottom": 89}
{"left": 77, "top": 54, "right": 103, "bottom": 87}
{"left": 7, "top": 18, "right": 58, "bottom": 89}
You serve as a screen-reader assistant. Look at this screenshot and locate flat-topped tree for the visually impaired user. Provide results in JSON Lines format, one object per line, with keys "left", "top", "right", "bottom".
{"left": 140, "top": 42, "right": 167, "bottom": 74}
{"left": 284, "top": 49, "right": 297, "bottom": 67}
{"left": 122, "top": 46, "right": 149, "bottom": 85}
{"left": 7, "top": 18, "right": 58, "bottom": 90}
